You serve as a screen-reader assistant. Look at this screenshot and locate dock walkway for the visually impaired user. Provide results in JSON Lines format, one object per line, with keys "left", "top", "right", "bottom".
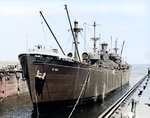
{"left": 122, "top": 76, "right": 150, "bottom": 118}
{"left": 99, "top": 75, "right": 150, "bottom": 118}
{"left": 111, "top": 76, "right": 150, "bottom": 118}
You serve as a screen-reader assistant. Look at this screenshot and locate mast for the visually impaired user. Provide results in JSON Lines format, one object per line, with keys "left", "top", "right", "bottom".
{"left": 113, "top": 38, "right": 119, "bottom": 53}
{"left": 26, "top": 35, "right": 28, "bottom": 52}
{"left": 84, "top": 22, "right": 86, "bottom": 52}
{"left": 99, "top": 34, "right": 101, "bottom": 51}
{"left": 64, "top": 4, "right": 81, "bottom": 61}
{"left": 110, "top": 36, "right": 112, "bottom": 53}
{"left": 73, "top": 21, "right": 82, "bottom": 60}
{"left": 90, "top": 22, "right": 100, "bottom": 53}
{"left": 39, "top": 11, "right": 65, "bottom": 56}
{"left": 120, "top": 41, "right": 125, "bottom": 56}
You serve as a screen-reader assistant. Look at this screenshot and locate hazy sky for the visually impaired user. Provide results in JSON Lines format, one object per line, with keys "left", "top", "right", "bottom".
{"left": 0, "top": 0, "right": 150, "bottom": 64}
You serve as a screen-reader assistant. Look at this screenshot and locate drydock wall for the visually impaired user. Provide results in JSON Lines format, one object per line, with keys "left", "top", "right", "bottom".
{"left": 0, "top": 61, "right": 28, "bottom": 98}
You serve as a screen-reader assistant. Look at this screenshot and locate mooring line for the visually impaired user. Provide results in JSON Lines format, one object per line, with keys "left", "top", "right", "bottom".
{"left": 68, "top": 69, "right": 91, "bottom": 118}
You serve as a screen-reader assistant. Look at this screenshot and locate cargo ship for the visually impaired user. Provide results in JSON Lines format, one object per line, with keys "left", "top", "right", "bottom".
{"left": 0, "top": 62, "right": 28, "bottom": 100}
{"left": 18, "top": 5, "right": 131, "bottom": 111}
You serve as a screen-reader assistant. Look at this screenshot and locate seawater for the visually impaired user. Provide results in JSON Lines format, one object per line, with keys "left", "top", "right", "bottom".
{"left": 0, "top": 64, "right": 149, "bottom": 118}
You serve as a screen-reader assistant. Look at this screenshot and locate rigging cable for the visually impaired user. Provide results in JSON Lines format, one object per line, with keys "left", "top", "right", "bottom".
{"left": 40, "top": 16, "right": 47, "bottom": 42}
{"left": 42, "top": 5, "right": 63, "bottom": 12}
{"left": 88, "top": 28, "right": 93, "bottom": 37}
{"left": 80, "top": 32, "right": 92, "bottom": 52}
{"left": 39, "top": 5, "right": 68, "bottom": 30}
{"left": 45, "top": 14, "right": 68, "bottom": 30}
{"left": 62, "top": 35, "right": 71, "bottom": 47}
{"left": 64, "top": 35, "right": 72, "bottom": 52}
{"left": 68, "top": 8, "right": 76, "bottom": 21}
{"left": 62, "top": 34, "right": 72, "bottom": 52}
{"left": 71, "top": 39, "right": 74, "bottom": 54}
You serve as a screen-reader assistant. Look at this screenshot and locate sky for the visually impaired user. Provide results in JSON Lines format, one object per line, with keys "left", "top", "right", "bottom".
{"left": 0, "top": 0, "right": 150, "bottom": 64}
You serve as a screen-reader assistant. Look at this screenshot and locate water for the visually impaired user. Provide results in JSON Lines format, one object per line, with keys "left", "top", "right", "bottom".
{"left": 130, "top": 64, "right": 149, "bottom": 87}
{"left": 0, "top": 64, "right": 149, "bottom": 118}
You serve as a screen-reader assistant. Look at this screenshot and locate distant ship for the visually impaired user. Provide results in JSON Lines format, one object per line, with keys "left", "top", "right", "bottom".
{"left": 0, "top": 63, "right": 28, "bottom": 100}
{"left": 18, "top": 5, "right": 131, "bottom": 111}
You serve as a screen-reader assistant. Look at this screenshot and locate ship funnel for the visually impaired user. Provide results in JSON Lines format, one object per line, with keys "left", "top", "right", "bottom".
{"left": 74, "top": 21, "right": 78, "bottom": 28}
{"left": 101, "top": 42, "right": 108, "bottom": 52}
{"left": 74, "top": 21, "right": 81, "bottom": 32}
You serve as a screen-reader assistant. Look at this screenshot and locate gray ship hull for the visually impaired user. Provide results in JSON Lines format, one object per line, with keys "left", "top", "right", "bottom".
{"left": 19, "top": 54, "right": 131, "bottom": 109}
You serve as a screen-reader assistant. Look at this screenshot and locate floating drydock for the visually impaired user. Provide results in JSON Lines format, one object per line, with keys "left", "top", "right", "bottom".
{"left": 0, "top": 62, "right": 28, "bottom": 99}
{"left": 18, "top": 5, "right": 131, "bottom": 111}
{"left": 99, "top": 75, "right": 150, "bottom": 118}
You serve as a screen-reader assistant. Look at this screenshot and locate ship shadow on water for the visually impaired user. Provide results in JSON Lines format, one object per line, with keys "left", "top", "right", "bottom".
{"left": 31, "top": 83, "right": 129, "bottom": 118}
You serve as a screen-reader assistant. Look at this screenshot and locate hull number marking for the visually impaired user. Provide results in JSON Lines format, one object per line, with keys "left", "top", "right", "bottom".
{"left": 52, "top": 68, "right": 58, "bottom": 71}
